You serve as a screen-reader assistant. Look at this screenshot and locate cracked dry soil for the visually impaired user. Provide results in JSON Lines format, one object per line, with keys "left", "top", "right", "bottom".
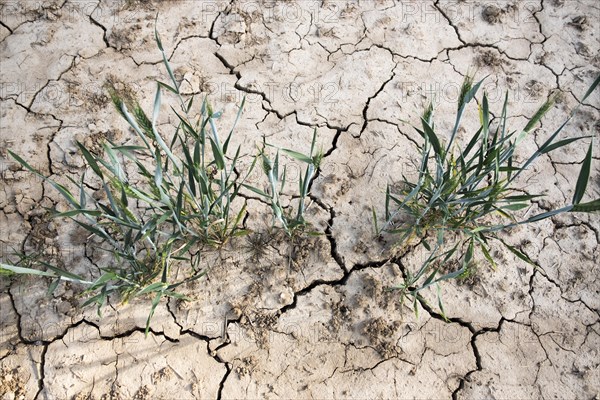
{"left": 1, "top": 0, "right": 599, "bottom": 399}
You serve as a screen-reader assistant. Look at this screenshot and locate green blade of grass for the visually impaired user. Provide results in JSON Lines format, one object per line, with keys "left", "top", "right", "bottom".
{"left": 1, "top": 263, "right": 57, "bottom": 277}
{"left": 1, "top": 262, "right": 92, "bottom": 284}
{"left": 79, "top": 174, "right": 87, "bottom": 209}
{"left": 278, "top": 148, "right": 313, "bottom": 164}
{"left": 502, "top": 194, "right": 544, "bottom": 202}
{"left": 152, "top": 84, "right": 182, "bottom": 171}
{"left": 116, "top": 101, "right": 153, "bottom": 149}
{"left": 154, "top": 147, "right": 163, "bottom": 188}
{"left": 461, "top": 127, "right": 483, "bottom": 160}
{"left": 207, "top": 113, "right": 226, "bottom": 173}
{"left": 417, "top": 120, "right": 442, "bottom": 159}
{"left": 447, "top": 76, "right": 486, "bottom": 154}
{"left": 155, "top": 24, "right": 178, "bottom": 91}
{"left": 480, "top": 243, "right": 497, "bottom": 270}
{"left": 8, "top": 150, "right": 80, "bottom": 208}
{"left": 39, "top": 261, "right": 89, "bottom": 283}
{"left": 76, "top": 142, "right": 104, "bottom": 179}
{"left": 572, "top": 141, "right": 593, "bottom": 204}
{"left": 540, "top": 136, "right": 591, "bottom": 155}
{"left": 73, "top": 219, "right": 114, "bottom": 242}
{"left": 372, "top": 206, "right": 379, "bottom": 235}
{"left": 145, "top": 291, "right": 163, "bottom": 336}
{"left": 499, "top": 203, "right": 529, "bottom": 211}
{"left": 157, "top": 81, "right": 178, "bottom": 94}
{"left": 518, "top": 94, "right": 557, "bottom": 143}
{"left": 52, "top": 209, "right": 102, "bottom": 218}
{"left": 570, "top": 199, "right": 600, "bottom": 213}
{"left": 241, "top": 183, "right": 269, "bottom": 198}
{"left": 436, "top": 283, "right": 449, "bottom": 321}
{"left": 496, "top": 237, "right": 536, "bottom": 267}
{"left": 310, "top": 128, "right": 318, "bottom": 157}
{"left": 524, "top": 94, "right": 557, "bottom": 133}
{"left": 154, "top": 15, "right": 164, "bottom": 51}
{"left": 480, "top": 93, "right": 490, "bottom": 149}
{"left": 579, "top": 74, "right": 600, "bottom": 103}
{"left": 223, "top": 96, "right": 245, "bottom": 155}
{"left": 171, "top": 107, "right": 198, "bottom": 139}
{"left": 524, "top": 205, "right": 574, "bottom": 223}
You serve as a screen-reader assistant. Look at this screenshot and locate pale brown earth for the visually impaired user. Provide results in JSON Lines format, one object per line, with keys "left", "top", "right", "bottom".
{"left": 1, "top": 0, "right": 599, "bottom": 399}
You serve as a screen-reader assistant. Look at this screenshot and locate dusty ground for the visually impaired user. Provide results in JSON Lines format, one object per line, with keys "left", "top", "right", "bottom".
{"left": 1, "top": 0, "right": 599, "bottom": 399}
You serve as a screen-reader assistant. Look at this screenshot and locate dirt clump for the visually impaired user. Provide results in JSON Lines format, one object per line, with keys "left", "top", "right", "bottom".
{"left": 242, "top": 310, "right": 279, "bottom": 347}
{"left": 482, "top": 5, "right": 503, "bottom": 24}
{"left": 329, "top": 299, "right": 352, "bottom": 334}
{"left": 242, "top": 232, "right": 275, "bottom": 264}
{"left": 568, "top": 16, "right": 588, "bottom": 31}
{"left": 132, "top": 385, "right": 152, "bottom": 400}
{"left": 151, "top": 367, "right": 173, "bottom": 383}
{"left": 288, "top": 235, "right": 329, "bottom": 271}
{"left": 0, "top": 366, "right": 27, "bottom": 400}
{"left": 235, "top": 356, "right": 258, "bottom": 377}
{"left": 481, "top": 3, "right": 517, "bottom": 25}
{"left": 475, "top": 50, "right": 504, "bottom": 68}
{"left": 363, "top": 317, "right": 401, "bottom": 358}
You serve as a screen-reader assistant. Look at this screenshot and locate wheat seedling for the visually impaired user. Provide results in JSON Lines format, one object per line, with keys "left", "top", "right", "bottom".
{"left": 374, "top": 74, "right": 600, "bottom": 317}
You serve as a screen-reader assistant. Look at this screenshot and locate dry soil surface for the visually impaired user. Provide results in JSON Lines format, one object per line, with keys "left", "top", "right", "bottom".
{"left": 1, "top": 1, "right": 599, "bottom": 399}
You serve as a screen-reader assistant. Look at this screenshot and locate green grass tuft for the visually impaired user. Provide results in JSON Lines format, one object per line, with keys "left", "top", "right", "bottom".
{"left": 376, "top": 73, "right": 600, "bottom": 316}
